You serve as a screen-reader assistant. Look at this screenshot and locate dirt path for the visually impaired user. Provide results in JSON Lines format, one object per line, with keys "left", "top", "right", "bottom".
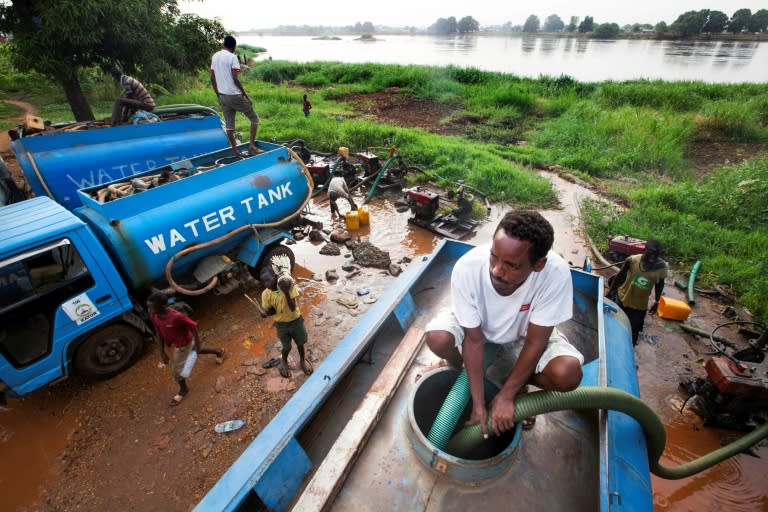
{"left": 1, "top": 92, "right": 766, "bottom": 512}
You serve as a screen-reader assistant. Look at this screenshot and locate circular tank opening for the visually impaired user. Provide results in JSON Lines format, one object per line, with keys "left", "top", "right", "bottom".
{"left": 407, "top": 367, "right": 522, "bottom": 482}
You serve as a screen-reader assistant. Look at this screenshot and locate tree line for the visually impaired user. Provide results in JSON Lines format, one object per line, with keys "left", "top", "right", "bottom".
{"left": 431, "top": 8, "right": 768, "bottom": 38}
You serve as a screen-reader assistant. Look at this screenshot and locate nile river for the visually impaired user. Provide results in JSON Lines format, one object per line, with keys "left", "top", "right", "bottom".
{"left": 239, "top": 34, "right": 768, "bottom": 84}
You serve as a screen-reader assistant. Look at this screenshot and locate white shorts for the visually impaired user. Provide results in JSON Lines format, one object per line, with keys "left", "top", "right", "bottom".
{"left": 425, "top": 309, "right": 584, "bottom": 381}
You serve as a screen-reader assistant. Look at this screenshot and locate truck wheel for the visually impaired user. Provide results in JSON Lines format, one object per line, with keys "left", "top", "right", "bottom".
{"left": 75, "top": 324, "right": 143, "bottom": 378}
{"left": 260, "top": 245, "right": 296, "bottom": 274}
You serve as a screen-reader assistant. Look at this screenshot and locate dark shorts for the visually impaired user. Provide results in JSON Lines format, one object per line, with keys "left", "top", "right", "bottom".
{"left": 618, "top": 300, "right": 647, "bottom": 335}
{"left": 275, "top": 316, "right": 308, "bottom": 351}
{"left": 219, "top": 94, "right": 260, "bottom": 130}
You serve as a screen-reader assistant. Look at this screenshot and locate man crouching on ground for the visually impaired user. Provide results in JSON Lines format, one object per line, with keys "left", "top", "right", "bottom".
{"left": 425, "top": 210, "right": 584, "bottom": 437}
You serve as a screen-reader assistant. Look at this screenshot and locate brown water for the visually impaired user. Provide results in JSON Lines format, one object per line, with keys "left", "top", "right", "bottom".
{"left": 2, "top": 174, "right": 766, "bottom": 511}
{"left": 0, "top": 392, "right": 77, "bottom": 511}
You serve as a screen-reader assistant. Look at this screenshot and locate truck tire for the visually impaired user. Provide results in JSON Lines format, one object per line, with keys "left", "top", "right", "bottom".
{"left": 74, "top": 324, "right": 143, "bottom": 378}
{"left": 260, "top": 245, "right": 296, "bottom": 273}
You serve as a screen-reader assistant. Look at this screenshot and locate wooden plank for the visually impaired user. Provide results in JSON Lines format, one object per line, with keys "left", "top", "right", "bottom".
{"left": 291, "top": 327, "right": 425, "bottom": 512}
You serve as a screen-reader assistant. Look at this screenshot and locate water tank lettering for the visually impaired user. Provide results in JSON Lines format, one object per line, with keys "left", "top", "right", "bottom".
{"left": 257, "top": 182, "right": 293, "bottom": 210}
{"left": 142, "top": 184, "right": 294, "bottom": 255}
{"left": 202, "top": 212, "right": 221, "bottom": 231}
{"left": 168, "top": 228, "right": 187, "bottom": 247}
{"left": 184, "top": 219, "right": 201, "bottom": 237}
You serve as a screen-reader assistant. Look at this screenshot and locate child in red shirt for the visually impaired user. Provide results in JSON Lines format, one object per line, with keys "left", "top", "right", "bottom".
{"left": 148, "top": 292, "right": 224, "bottom": 406}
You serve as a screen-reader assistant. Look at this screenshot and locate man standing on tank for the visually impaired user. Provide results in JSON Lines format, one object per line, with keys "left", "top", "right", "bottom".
{"left": 210, "top": 35, "right": 262, "bottom": 157}
{"left": 424, "top": 210, "right": 584, "bottom": 436}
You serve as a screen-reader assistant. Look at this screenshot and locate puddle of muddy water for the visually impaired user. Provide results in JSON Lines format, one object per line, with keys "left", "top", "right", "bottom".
{"left": 2, "top": 172, "right": 766, "bottom": 511}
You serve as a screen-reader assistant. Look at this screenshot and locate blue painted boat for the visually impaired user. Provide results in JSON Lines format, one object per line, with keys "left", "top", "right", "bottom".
{"left": 196, "top": 239, "right": 652, "bottom": 511}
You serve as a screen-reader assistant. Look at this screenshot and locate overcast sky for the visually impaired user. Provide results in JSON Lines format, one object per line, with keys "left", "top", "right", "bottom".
{"left": 180, "top": 1, "right": 767, "bottom": 31}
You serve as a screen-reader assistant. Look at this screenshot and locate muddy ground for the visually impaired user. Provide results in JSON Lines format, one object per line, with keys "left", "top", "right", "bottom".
{"left": 1, "top": 94, "right": 767, "bottom": 512}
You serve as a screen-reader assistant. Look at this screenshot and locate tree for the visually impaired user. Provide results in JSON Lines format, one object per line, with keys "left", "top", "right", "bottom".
{"left": 543, "top": 14, "right": 564, "bottom": 32}
{"left": 354, "top": 21, "right": 375, "bottom": 34}
{"left": 522, "top": 15, "right": 540, "bottom": 33}
{"left": 748, "top": 9, "right": 768, "bottom": 32}
{"left": 655, "top": 21, "right": 668, "bottom": 35}
{"left": 728, "top": 8, "right": 752, "bottom": 33}
{"left": 457, "top": 16, "right": 479, "bottom": 33}
{"left": 592, "top": 23, "right": 620, "bottom": 39}
{"left": 578, "top": 16, "right": 595, "bottom": 33}
{"left": 430, "top": 17, "right": 457, "bottom": 35}
{"left": 702, "top": 10, "right": 728, "bottom": 33}
{"left": 566, "top": 16, "right": 579, "bottom": 32}
{"left": 0, "top": 0, "right": 226, "bottom": 121}
{"left": 670, "top": 10, "right": 707, "bottom": 36}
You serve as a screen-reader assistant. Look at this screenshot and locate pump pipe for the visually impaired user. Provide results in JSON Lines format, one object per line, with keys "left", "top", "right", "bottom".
{"left": 445, "top": 386, "right": 768, "bottom": 480}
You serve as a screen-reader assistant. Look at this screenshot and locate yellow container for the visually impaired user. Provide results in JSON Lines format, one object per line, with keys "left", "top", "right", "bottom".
{"left": 657, "top": 296, "right": 692, "bottom": 321}
{"left": 345, "top": 211, "right": 360, "bottom": 230}
{"left": 358, "top": 205, "right": 370, "bottom": 226}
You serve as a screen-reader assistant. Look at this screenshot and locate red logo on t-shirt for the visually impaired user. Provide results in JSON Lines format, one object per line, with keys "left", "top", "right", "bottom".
{"left": 520, "top": 304, "right": 531, "bottom": 312}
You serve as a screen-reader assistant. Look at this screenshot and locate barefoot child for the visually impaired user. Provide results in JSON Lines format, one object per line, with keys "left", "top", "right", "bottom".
{"left": 147, "top": 292, "right": 224, "bottom": 406}
{"left": 258, "top": 267, "right": 313, "bottom": 378}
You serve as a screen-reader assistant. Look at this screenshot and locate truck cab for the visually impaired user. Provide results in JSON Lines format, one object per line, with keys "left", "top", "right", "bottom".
{"left": 1, "top": 197, "right": 144, "bottom": 396}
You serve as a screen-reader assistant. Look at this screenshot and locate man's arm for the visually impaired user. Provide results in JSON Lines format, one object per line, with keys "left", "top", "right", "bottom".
{"left": 231, "top": 68, "right": 248, "bottom": 98}
{"left": 649, "top": 278, "right": 665, "bottom": 313}
{"left": 278, "top": 280, "right": 298, "bottom": 311}
{"left": 210, "top": 69, "right": 219, "bottom": 96}
{"left": 463, "top": 326, "right": 489, "bottom": 438}
{"left": 491, "top": 323, "right": 552, "bottom": 434}
{"left": 607, "top": 260, "right": 630, "bottom": 297}
{"left": 192, "top": 327, "right": 201, "bottom": 352}
{"left": 151, "top": 319, "right": 169, "bottom": 364}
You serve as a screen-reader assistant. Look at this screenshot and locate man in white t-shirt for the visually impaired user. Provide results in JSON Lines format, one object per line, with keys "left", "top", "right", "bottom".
{"left": 425, "top": 210, "right": 583, "bottom": 437}
{"left": 210, "top": 35, "right": 262, "bottom": 157}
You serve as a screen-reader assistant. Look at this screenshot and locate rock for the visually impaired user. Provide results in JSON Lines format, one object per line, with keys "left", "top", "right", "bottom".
{"left": 312, "top": 273, "right": 323, "bottom": 281}
{"left": 388, "top": 263, "right": 403, "bottom": 276}
{"left": 336, "top": 293, "right": 359, "bottom": 309}
{"left": 308, "top": 229, "right": 325, "bottom": 242}
{"left": 351, "top": 241, "right": 391, "bottom": 269}
{"left": 246, "top": 367, "right": 266, "bottom": 376}
{"left": 341, "top": 260, "right": 359, "bottom": 272}
{"left": 330, "top": 230, "right": 351, "bottom": 243}
{"left": 325, "top": 269, "right": 339, "bottom": 282}
{"left": 319, "top": 243, "right": 341, "bottom": 256}
{"left": 214, "top": 376, "right": 226, "bottom": 393}
{"left": 241, "top": 357, "right": 260, "bottom": 366}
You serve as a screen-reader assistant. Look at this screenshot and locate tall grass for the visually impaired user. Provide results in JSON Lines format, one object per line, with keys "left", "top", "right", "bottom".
{"left": 533, "top": 101, "right": 692, "bottom": 176}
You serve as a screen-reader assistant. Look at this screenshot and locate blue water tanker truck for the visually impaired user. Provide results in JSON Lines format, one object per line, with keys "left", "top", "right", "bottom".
{"left": 6, "top": 105, "right": 229, "bottom": 209}
{"left": 0, "top": 142, "right": 313, "bottom": 398}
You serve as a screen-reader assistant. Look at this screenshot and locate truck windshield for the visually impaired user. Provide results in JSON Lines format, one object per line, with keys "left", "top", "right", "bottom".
{"left": 0, "top": 240, "right": 94, "bottom": 367}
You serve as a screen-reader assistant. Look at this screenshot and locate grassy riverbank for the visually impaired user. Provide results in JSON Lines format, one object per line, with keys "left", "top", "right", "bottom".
{"left": 1, "top": 55, "right": 766, "bottom": 320}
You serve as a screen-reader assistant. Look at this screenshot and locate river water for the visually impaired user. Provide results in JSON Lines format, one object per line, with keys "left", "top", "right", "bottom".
{"left": 238, "top": 34, "right": 768, "bottom": 84}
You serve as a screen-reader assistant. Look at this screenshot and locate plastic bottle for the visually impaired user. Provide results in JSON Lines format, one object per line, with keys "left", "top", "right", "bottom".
{"left": 180, "top": 350, "right": 197, "bottom": 379}
{"left": 215, "top": 419, "right": 246, "bottom": 433}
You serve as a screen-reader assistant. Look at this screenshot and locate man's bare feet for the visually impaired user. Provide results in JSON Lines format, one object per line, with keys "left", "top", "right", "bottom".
{"left": 301, "top": 360, "right": 314, "bottom": 376}
{"left": 278, "top": 360, "right": 291, "bottom": 378}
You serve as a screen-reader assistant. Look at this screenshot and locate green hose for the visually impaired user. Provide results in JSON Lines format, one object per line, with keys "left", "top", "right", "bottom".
{"left": 426, "top": 344, "right": 499, "bottom": 449}
{"left": 445, "top": 386, "right": 768, "bottom": 480}
{"left": 688, "top": 260, "right": 702, "bottom": 305}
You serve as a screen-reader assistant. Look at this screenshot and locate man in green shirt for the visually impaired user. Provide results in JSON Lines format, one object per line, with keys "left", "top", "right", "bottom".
{"left": 607, "top": 240, "right": 668, "bottom": 346}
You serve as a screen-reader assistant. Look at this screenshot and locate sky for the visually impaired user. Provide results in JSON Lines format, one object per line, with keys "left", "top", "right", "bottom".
{"left": 179, "top": 0, "right": 767, "bottom": 31}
